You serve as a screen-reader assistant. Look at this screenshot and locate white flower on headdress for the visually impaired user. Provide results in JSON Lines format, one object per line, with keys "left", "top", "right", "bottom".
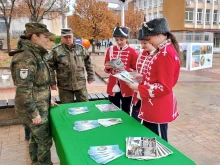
{"left": 143, "top": 22, "right": 154, "bottom": 31}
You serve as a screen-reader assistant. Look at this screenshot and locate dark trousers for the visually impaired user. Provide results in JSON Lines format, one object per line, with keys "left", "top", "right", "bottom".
{"left": 108, "top": 92, "right": 132, "bottom": 114}
{"left": 24, "top": 124, "right": 30, "bottom": 141}
{"left": 131, "top": 100, "right": 141, "bottom": 122}
{"left": 143, "top": 121, "right": 168, "bottom": 142}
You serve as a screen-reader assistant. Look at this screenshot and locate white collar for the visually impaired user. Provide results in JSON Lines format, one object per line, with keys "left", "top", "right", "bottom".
{"left": 148, "top": 49, "right": 157, "bottom": 56}
{"left": 158, "top": 39, "right": 171, "bottom": 50}
{"left": 116, "top": 44, "right": 129, "bottom": 51}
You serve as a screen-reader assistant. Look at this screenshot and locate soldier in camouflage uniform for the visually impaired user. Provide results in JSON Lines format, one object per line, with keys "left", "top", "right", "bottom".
{"left": 10, "top": 23, "right": 54, "bottom": 165}
{"left": 47, "top": 28, "right": 95, "bottom": 103}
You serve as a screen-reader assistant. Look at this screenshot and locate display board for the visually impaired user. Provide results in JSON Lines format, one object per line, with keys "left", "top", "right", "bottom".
{"left": 179, "top": 43, "right": 213, "bottom": 71}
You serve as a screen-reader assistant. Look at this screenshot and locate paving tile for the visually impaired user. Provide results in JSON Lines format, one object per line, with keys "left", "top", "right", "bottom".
{"left": 0, "top": 126, "right": 9, "bottom": 138}
{"left": 1, "top": 143, "right": 27, "bottom": 159}
{"left": 0, "top": 54, "right": 220, "bottom": 165}
{"left": 0, "top": 141, "right": 2, "bottom": 156}
{"left": 2, "top": 136, "right": 20, "bottom": 147}
{"left": 0, "top": 155, "right": 30, "bottom": 165}
{"left": 209, "top": 162, "right": 220, "bottom": 165}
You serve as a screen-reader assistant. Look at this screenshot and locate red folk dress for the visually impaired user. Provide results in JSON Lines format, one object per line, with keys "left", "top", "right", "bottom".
{"left": 104, "top": 45, "right": 138, "bottom": 97}
{"left": 137, "top": 40, "right": 180, "bottom": 124}
{"left": 132, "top": 49, "right": 154, "bottom": 106}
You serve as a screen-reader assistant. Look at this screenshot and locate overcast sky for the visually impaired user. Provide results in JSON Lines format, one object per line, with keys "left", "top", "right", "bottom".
{"left": 67, "top": 0, "right": 119, "bottom": 15}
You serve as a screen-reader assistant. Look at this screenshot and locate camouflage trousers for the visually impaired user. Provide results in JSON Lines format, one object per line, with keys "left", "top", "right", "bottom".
{"left": 22, "top": 117, "right": 52, "bottom": 165}
{"left": 59, "top": 88, "right": 88, "bottom": 103}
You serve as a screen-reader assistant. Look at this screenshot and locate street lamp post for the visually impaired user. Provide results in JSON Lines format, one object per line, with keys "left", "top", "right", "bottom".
{"left": 97, "top": 0, "right": 132, "bottom": 26}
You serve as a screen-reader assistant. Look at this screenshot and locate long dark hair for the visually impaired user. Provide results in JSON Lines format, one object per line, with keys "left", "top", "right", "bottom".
{"left": 165, "top": 32, "right": 180, "bottom": 55}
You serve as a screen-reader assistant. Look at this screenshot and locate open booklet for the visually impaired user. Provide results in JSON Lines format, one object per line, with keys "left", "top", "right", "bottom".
{"left": 113, "top": 70, "right": 139, "bottom": 84}
{"left": 126, "top": 137, "right": 173, "bottom": 160}
{"left": 106, "top": 58, "right": 125, "bottom": 68}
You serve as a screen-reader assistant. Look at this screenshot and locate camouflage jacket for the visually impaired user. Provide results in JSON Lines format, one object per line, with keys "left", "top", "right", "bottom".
{"left": 10, "top": 39, "right": 51, "bottom": 119}
{"left": 47, "top": 43, "right": 95, "bottom": 90}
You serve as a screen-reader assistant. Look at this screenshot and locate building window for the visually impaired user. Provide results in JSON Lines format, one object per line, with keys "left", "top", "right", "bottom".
{"left": 144, "top": 0, "right": 147, "bottom": 8}
{"left": 185, "top": 8, "right": 194, "bottom": 23}
{"left": 153, "top": 12, "right": 157, "bottom": 18}
{"left": 205, "top": 35, "right": 209, "bottom": 41}
{"left": 134, "top": 0, "right": 137, "bottom": 9}
{"left": 153, "top": 0, "right": 157, "bottom": 7}
{"left": 0, "top": 18, "right": 7, "bottom": 33}
{"left": 159, "top": 11, "right": 163, "bottom": 18}
{"left": 195, "top": 33, "right": 201, "bottom": 41}
{"left": 213, "top": 10, "right": 218, "bottom": 24}
{"left": 197, "top": 9, "right": 202, "bottom": 24}
{"left": 186, "top": 32, "right": 192, "bottom": 41}
{"left": 139, "top": 0, "right": 142, "bottom": 9}
{"left": 148, "top": 14, "right": 152, "bottom": 20}
{"left": 206, "top": 9, "right": 210, "bottom": 24}
{"left": 214, "top": 37, "right": 220, "bottom": 47}
{"left": 149, "top": 0, "right": 152, "bottom": 8}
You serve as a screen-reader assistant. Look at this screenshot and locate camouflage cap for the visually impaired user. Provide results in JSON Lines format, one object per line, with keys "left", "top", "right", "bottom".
{"left": 24, "top": 22, "right": 54, "bottom": 36}
{"left": 61, "top": 28, "right": 73, "bottom": 36}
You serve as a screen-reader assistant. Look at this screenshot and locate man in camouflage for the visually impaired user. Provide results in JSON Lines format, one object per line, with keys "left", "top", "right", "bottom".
{"left": 47, "top": 28, "right": 95, "bottom": 103}
{"left": 10, "top": 23, "right": 54, "bottom": 165}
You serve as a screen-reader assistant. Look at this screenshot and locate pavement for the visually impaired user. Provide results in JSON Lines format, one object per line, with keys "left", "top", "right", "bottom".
{"left": 0, "top": 46, "right": 220, "bottom": 165}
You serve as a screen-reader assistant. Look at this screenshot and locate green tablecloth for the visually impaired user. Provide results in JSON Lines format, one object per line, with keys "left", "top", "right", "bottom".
{"left": 50, "top": 100, "right": 196, "bottom": 165}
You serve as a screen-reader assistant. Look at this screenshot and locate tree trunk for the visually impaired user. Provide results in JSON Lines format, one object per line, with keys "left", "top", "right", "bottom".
{"left": 89, "top": 39, "right": 95, "bottom": 53}
{"left": 92, "top": 44, "right": 95, "bottom": 53}
{"left": 6, "top": 25, "right": 11, "bottom": 53}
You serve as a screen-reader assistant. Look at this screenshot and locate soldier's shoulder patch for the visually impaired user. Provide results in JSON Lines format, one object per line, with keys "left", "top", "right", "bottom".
{"left": 20, "top": 69, "right": 29, "bottom": 79}
{"left": 76, "top": 43, "right": 85, "bottom": 48}
{"left": 52, "top": 43, "right": 62, "bottom": 50}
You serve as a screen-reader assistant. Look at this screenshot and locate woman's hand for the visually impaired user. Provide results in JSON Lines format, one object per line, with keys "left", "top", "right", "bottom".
{"left": 126, "top": 82, "right": 139, "bottom": 91}
{"left": 104, "top": 63, "right": 113, "bottom": 69}
{"left": 133, "top": 74, "right": 143, "bottom": 83}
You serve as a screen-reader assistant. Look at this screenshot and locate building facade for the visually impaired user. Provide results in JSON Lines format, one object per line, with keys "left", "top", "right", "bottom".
{"left": 0, "top": 0, "right": 66, "bottom": 38}
{"left": 132, "top": 0, "right": 220, "bottom": 48}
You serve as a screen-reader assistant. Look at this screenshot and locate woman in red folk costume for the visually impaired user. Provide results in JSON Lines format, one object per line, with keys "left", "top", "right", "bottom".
{"left": 131, "top": 29, "right": 157, "bottom": 122}
{"left": 127, "top": 18, "right": 181, "bottom": 141}
{"left": 104, "top": 26, "right": 138, "bottom": 114}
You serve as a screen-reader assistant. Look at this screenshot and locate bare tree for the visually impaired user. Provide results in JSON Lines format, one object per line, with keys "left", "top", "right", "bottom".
{"left": 15, "top": 0, "right": 67, "bottom": 23}
{"left": 0, "top": 0, "right": 16, "bottom": 52}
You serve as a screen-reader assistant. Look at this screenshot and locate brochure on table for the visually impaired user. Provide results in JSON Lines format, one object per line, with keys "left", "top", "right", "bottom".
{"left": 179, "top": 43, "right": 213, "bottom": 71}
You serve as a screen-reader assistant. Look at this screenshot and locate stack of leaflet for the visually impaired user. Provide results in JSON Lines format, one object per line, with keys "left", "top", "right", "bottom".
{"left": 73, "top": 118, "right": 123, "bottom": 132}
{"left": 68, "top": 106, "right": 89, "bottom": 115}
{"left": 95, "top": 103, "right": 120, "bottom": 112}
{"left": 98, "top": 118, "right": 122, "bottom": 127}
{"left": 88, "top": 145, "right": 124, "bottom": 164}
{"left": 126, "top": 137, "right": 173, "bottom": 160}
{"left": 73, "top": 120, "right": 100, "bottom": 132}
